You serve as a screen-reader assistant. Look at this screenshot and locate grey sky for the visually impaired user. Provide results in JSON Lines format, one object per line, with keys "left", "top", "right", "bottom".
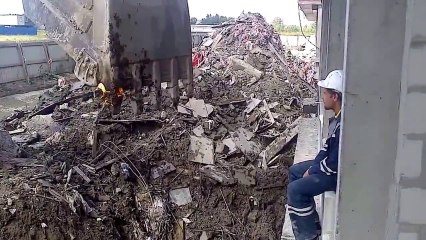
{"left": 2, "top": 0, "right": 308, "bottom": 25}
{"left": 1, "top": 0, "right": 24, "bottom": 15}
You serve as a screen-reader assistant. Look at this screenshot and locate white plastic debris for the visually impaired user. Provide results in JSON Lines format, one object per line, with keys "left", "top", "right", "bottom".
{"left": 169, "top": 188, "right": 192, "bottom": 206}
{"left": 185, "top": 98, "right": 214, "bottom": 118}
{"left": 244, "top": 98, "right": 262, "bottom": 114}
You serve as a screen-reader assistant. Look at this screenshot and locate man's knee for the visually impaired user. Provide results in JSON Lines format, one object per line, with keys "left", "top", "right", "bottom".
{"left": 289, "top": 163, "right": 305, "bottom": 176}
{"left": 289, "top": 165, "right": 297, "bottom": 176}
{"left": 289, "top": 161, "right": 312, "bottom": 177}
{"left": 287, "top": 181, "right": 303, "bottom": 201}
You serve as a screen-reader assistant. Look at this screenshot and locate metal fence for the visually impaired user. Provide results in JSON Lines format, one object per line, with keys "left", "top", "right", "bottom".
{"left": 0, "top": 40, "right": 74, "bottom": 84}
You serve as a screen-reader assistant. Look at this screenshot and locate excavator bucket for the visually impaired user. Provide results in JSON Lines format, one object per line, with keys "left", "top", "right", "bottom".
{"left": 22, "top": 0, "right": 194, "bottom": 114}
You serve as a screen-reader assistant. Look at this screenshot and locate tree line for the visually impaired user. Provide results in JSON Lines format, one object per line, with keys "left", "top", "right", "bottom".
{"left": 272, "top": 17, "right": 316, "bottom": 35}
{"left": 191, "top": 14, "right": 234, "bottom": 25}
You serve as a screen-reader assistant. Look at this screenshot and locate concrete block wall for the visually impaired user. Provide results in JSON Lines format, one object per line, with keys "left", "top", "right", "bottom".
{"left": 389, "top": 0, "right": 426, "bottom": 239}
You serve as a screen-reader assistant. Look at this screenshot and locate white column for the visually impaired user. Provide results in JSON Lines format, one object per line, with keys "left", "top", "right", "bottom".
{"left": 337, "top": 0, "right": 407, "bottom": 239}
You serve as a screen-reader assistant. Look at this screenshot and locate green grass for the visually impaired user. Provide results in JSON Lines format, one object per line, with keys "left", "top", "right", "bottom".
{"left": 0, "top": 30, "right": 48, "bottom": 42}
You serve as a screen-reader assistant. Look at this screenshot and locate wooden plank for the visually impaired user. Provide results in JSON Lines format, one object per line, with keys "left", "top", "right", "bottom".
{"left": 95, "top": 159, "right": 117, "bottom": 171}
{"left": 73, "top": 166, "right": 91, "bottom": 183}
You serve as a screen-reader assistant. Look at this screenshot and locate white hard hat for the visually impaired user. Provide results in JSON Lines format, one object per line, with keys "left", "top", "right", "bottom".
{"left": 318, "top": 70, "right": 344, "bottom": 93}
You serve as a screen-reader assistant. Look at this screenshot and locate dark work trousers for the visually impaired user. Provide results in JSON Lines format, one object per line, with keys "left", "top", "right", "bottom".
{"left": 287, "top": 160, "right": 337, "bottom": 240}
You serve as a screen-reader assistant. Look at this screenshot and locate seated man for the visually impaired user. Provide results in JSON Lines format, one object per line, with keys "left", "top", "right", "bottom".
{"left": 287, "top": 70, "right": 343, "bottom": 240}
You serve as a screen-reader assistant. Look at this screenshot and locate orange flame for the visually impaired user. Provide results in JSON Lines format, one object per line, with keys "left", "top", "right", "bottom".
{"left": 115, "top": 87, "right": 125, "bottom": 97}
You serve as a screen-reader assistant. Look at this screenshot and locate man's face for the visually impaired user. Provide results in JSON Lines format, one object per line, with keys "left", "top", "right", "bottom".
{"left": 322, "top": 89, "right": 337, "bottom": 110}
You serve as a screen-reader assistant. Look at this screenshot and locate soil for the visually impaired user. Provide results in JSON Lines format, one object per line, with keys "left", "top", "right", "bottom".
{"left": 0, "top": 74, "right": 59, "bottom": 98}
{"left": 0, "top": 83, "right": 298, "bottom": 240}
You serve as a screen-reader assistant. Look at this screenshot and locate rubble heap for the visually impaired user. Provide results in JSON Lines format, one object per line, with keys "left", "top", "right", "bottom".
{"left": 0, "top": 13, "right": 317, "bottom": 240}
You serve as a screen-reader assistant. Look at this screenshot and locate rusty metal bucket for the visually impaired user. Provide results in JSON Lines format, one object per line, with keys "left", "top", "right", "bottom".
{"left": 23, "top": 0, "right": 193, "bottom": 113}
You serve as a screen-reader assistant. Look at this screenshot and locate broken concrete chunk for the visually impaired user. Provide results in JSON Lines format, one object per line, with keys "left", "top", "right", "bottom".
{"left": 228, "top": 56, "right": 264, "bottom": 80}
{"left": 259, "top": 102, "right": 279, "bottom": 112}
{"left": 0, "top": 130, "right": 19, "bottom": 157}
{"left": 59, "top": 103, "right": 71, "bottom": 111}
{"left": 192, "top": 125, "right": 204, "bottom": 137}
{"left": 169, "top": 188, "right": 192, "bottom": 206}
{"left": 189, "top": 136, "right": 214, "bottom": 165}
{"left": 211, "top": 33, "right": 223, "bottom": 49}
{"left": 23, "top": 114, "right": 63, "bottom": 138}
{"left": 262, "top": 117, "right": 301, "bottom": 163}
{"left": 247, "top": 77, "right": 259, "bottom": 86}
{"left": 233, "top": 130, "right": 261, "bottom": 161}
{"left": 70, "top": 81, "right": 85, "bottom": 92}
{"left": 11, "top": 131, "right": 39, "bottom": 145}
{"left": 81, "top": 111, "right": 98, "bottom": 119}
{"left": 185, "top": 98, "right": 214, "bottom": 118}
{"left": 200, "top": 231, "right": 214, "bottom": 240}
{"left": 193, "top": 68, "right": 202, "bottom": 78}
{"left": 247, "top": 209, "right": 259, "bottom": 222}
{"left": 178, "top": 105, "right": 192, "bottom": 115}
{"left": 178, "top": 80, "right": 185, "bottom": 89}
{"left": 269, "top": 102, "right": 279, "bottom": 109}
{"left": 215, "top": 142, "right": 225, "bottom": 153}
{"left": 222, "top": 138, "right": 237, "bottom": 155}
{"left": 234, "top": 167, "right": 256, "bottom": 186}
{"left": 45, "top": 132, "right": 63, "bottom": 145}
{"left": 250, "top": 46, "right": 273, "bottom": 58}
{"left": 8, "top": 129, "right": 25, "bottom": 135}
{"left": 27, "top": 142, "right": 45, "bottom": 150}
{"left": 66, "top": 190, "right": 98, "bottom": 218}
{"left": 160, "top": 111, "right": 167, "bottom": 119}
{"left": 200, "top": 165, "right": 236, "bottom": 185}
{"left": 244, "top": 98, "right": 261, "bottom": 114}
{"left": 202, "top": 38, "right": 214, "bottom": 47}
{"left": 237, "top": 128, "right": 254, "bottom": 141}
{"left": 151, "top": 161, "right": 176, "bottom": 180}
{"left": 271, "top": 112, "right": 282, "bottom": 119}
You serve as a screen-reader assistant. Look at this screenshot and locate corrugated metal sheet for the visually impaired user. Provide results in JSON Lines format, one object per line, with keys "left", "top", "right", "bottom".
{"left": 0, "top": 41, "right": 74, "bottom": 84}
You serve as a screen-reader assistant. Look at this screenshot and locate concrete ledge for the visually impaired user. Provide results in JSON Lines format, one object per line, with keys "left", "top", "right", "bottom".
{"left": 321, "top": 191, "right": 337, "bottom": 240}
{"left": 282, "top": 117, "right": 320, "bottom": 239}
{"left": 293, "top": 118, "right": 320, "bottom": 164}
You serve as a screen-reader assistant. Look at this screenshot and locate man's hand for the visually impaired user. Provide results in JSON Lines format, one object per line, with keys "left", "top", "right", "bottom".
{"left": 303, "top": 170, "right": 310, "bottom": 178}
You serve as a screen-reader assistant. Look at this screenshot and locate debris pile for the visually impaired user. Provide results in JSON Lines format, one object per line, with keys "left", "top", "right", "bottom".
{"left": 0, "top": 13, "right": 316, "bottom": 240}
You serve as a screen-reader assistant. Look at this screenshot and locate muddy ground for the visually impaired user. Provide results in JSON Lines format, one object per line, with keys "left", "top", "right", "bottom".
{"left": 0, "top": 87, "right": 296, "bottom": 240}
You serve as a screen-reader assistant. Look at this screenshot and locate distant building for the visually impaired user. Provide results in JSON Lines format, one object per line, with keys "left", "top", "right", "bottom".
{"left": 0, "top": 14, "right": 26, "bottom": 26}
{"left": 0, "top": 0, "right": 37, "bottom": 35}
{"left": 191, "top": 25, "right": 216, "bottom": 47}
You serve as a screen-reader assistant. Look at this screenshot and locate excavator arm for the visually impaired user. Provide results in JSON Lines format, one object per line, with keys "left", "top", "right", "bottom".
{"left": 23, "top": 0, "right": 194, "bottom": 114}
